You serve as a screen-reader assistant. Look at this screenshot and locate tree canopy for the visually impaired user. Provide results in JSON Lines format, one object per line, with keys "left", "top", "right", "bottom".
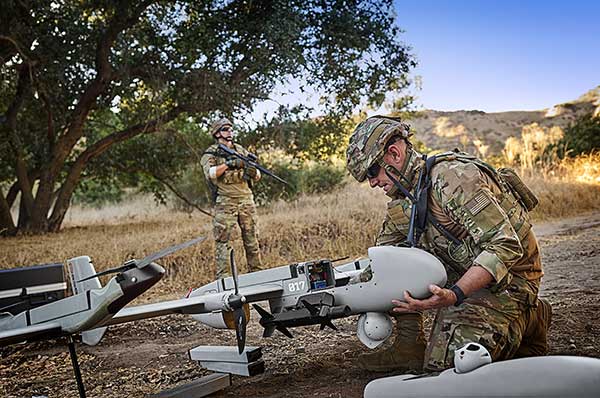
{"left": 0, "top": 0, "right": 415, "bottom": 235}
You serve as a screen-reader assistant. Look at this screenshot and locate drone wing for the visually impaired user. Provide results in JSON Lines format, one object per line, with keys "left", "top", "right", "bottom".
{"left": 101, "top": 282, "right": 284, "bottom": 327}
{"left": 0, "top": 322, "right": 62, "bottom": 347}
{"left": 102, "top": 295, "right": 208, "bottom": 326}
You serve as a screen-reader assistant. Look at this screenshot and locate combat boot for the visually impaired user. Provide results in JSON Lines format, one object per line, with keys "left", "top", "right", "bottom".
{"left": 357, "top": 313, "right": 425, "bottom": 372}
{"left": 539, "top": 297, "right": 552, "bottom": 329}
{"left": 515, "top": 297, "right": 553, "bottom": 357}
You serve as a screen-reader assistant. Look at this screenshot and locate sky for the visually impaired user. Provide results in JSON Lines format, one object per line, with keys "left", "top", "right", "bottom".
{"left": 395, "top": 0, "right": 600, "bottom": 112}
{"left": 250, "top": 1, "right": 600, "bottom": 121}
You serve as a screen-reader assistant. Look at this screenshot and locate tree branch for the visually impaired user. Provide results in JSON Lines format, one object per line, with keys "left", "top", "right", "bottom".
{"left": 147, "top": 171, "right": 214, "bottom": 218}
{"left": 48, "top": 105, "right": 186, "bottom": 229}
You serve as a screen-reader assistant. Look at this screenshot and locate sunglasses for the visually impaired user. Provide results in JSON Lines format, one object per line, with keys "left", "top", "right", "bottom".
{"left": 219, "top": 126, "right": 233, "bottom": 132}
{"left": 366, "top": 163, "right": 381, "bottom": 179}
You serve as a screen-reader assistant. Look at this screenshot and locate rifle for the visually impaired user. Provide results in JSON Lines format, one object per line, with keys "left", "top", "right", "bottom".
{"left": 217, "top": 143, "right": 290, "bottom": 186}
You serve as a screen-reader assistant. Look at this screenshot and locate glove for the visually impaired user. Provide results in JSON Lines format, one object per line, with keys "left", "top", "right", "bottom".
{"left": 225, "top": 157, "right": 244, "bottom": 169}
{"left": 245, "top": 166, "right": 258, "bottom": 179}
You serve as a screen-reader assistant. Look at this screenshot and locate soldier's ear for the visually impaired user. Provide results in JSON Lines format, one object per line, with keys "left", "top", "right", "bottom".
{"left": 386, "top": 142, "right": 405, "bottom": 163}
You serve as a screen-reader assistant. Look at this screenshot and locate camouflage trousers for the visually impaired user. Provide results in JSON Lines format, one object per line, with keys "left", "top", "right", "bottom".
{"left": 213, "top": 197, "right": 263, "bottom": 279}
{"left": 424, "top": 279, "right": 549, "bottom": 371}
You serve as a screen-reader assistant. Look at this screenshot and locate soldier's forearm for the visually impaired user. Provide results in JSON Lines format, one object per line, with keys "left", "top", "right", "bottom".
{"left": 210, "top": 164, "right": 229, "bottom": 179}
{"left": 454, "top": 265, "right": 494, "bottom": 297}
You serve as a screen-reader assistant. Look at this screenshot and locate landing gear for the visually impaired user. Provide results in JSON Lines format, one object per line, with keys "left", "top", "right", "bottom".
{"left": 67, "top": 335, "right": 86, "bottom": 398}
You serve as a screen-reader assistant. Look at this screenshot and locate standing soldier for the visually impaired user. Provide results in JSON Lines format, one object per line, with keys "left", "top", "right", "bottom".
{"left": 346, "top": 115, "right": 552, "bottom": 373}
{"left": 201, "top": 118, "right": 263, "bottom": 278}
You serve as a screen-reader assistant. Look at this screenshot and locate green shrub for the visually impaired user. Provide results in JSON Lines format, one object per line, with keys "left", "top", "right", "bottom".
{"left": 553, "top": 113, "right": 600, "bottom": 157}
{"left": 299, "top": 162, "right": 346, "bottom": 194}
{"left": 73, "top": 177, "right": 125, "bottom": 207}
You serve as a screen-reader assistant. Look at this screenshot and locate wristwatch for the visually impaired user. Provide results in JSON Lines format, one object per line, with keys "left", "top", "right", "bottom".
{"left": 450, "top": 284, "right": 467, "bottom": 306}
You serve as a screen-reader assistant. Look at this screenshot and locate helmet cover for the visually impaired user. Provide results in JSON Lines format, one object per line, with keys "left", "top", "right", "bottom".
{"left": 346, "top": 116, "right": 411, "bottom": 182}
{"left": 210, "top": 117, "right": 233, "bottom": 137}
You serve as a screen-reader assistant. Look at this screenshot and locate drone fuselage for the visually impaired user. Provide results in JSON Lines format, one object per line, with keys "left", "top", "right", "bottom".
{"left": 190, "top": 246, "right": 447, "bottom": 339}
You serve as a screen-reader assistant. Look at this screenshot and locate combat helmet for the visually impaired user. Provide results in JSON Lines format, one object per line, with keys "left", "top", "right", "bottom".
{"left": 346, "top": 115, "right": 412, "bottom": 182}
{"left": 210, "top": 117, "right": 233, "bottom": 137}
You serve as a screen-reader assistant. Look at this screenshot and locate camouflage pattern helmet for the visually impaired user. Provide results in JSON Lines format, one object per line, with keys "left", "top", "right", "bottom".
{"left": 210, "top": 117, "right": 233, "bottom": 137}
{"left": 346, "top": 115, "right": 412, "bottom": 182}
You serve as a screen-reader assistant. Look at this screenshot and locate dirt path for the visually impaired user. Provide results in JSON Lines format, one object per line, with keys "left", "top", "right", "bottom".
{"left": 1, "top": 213, "right": 599, "bottom": 398}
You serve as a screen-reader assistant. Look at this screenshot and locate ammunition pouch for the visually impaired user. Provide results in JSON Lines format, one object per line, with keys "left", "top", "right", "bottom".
{"left": 498, "top": 167, "right": 539, "bottom": 211}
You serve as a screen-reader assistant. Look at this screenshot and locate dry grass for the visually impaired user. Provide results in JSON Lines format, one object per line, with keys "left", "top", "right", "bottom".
{"left": 1, "top": 157, "right": 599, "bottom": 299}
{"left": 525, "top": 152, "right": 600, "bottom": 220}
{"left": 0, "top": 183, "right": 386, "bottom": 300}
{"left": 500, "top": 123, "right": 600, "bottom": 220}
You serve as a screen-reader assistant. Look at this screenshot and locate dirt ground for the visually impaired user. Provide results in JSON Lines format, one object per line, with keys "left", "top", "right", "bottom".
{"left": 1, "top": 213, "right": 599, "bottom": 398}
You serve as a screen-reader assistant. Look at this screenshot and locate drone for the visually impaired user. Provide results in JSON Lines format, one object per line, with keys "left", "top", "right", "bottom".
{"left": 187, "top": 245, "right": 446, "bottom": 349}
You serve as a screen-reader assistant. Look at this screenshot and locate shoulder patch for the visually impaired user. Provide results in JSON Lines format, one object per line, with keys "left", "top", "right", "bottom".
{"left": 465, "top": 191, "right": 491, "bottom": 216}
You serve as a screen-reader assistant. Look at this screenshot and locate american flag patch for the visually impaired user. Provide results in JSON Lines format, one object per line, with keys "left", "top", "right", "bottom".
{"left": 465, "top": 192, "right": 491, "bottom": 215}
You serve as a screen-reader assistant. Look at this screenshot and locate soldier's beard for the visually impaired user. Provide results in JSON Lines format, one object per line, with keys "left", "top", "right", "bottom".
{"left": 217, "top": 134, "right": 234, "bottom": 143}
{"left": 382, "top": 148, "right": 421, "bottom": 199}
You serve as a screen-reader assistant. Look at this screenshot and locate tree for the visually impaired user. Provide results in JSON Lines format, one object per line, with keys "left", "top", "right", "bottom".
{"left": 0, "top": 0, "right": 415, "bottom": 235}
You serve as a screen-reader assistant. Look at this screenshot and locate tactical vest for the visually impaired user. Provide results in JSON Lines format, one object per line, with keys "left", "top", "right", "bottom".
{"left": 201, "top": 143, "right": 253, "bottom": 203}
{"left": 420, "top": 150, "right": 537, "bottom": 245}
{"left": 399, "top": 150, "right": 542, "bottom": 288}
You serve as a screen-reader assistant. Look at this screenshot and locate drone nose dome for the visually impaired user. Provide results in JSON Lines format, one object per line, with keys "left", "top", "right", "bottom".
{"left": 357, "top": 312, "right": 393, "bottom": 349}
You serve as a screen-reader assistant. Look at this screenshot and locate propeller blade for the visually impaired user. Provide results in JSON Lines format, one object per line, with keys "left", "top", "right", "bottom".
{"left": 263, "top": 325, "right": 276, "bottom": 338}
{"left": 230, "top": 249, "right": 239, "bottom": 295}
{"left": 135, "top": 236, "right": 206, "bottom": 269}
{"left": 323, "top": 320, "right": 337, "bottom": 331}
{"left": 77, "top": 236, "right": 205, "bottom": 282}
{"left": 77, "top": 263, "right": 134, "bottom": 283}
{"left": 234, "top": 306, "right": 247, "bottom": 354}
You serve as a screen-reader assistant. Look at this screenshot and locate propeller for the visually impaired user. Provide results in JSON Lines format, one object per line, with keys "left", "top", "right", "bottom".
{"left": 78, "top": 236, "right": 206, "bottom": 282}
{"left": 227, "top": 249, "right": 248, "bottom": 354}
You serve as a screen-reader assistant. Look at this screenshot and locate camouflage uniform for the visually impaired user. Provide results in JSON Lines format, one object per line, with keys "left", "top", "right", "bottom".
{"left": 201, "top": 142, "right": 263, "bottom": 279}
{"left": 347, "top": 116, "right": 551, "bottom": 371}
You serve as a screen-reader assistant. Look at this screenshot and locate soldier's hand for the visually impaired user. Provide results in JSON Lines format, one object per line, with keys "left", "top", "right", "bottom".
{"left": 391, "top": 284, "right": 457, "bottom": 312}
{"left": 225, "top": 157, "right": 244, "bottom": 169}
{"left": 245, "top": 166, "right": 259, "bottom": 180}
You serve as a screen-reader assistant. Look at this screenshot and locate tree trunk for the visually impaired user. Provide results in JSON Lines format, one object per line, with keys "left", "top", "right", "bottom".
{"left": 5, "top": 65, "right": 38, "bottom": 222}
{"left": 0, "top": 193, "right": 16, "bottom": 236}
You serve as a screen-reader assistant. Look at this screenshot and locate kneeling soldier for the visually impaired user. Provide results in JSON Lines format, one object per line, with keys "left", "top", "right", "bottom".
{"left": 346, "top": 115, "right": 552, "bottom": 372}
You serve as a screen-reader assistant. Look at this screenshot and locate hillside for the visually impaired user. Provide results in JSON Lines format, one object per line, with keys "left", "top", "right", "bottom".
{"left": 407, "top": 85, "right": 600, "bottom": 155}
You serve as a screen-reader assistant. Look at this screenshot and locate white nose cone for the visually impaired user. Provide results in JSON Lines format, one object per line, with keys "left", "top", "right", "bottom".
{"left": 357, "top": 312, "right": 393, "bottom": 349}
{"left": 454, "top": 342, "right": 492, "bottom": 373}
